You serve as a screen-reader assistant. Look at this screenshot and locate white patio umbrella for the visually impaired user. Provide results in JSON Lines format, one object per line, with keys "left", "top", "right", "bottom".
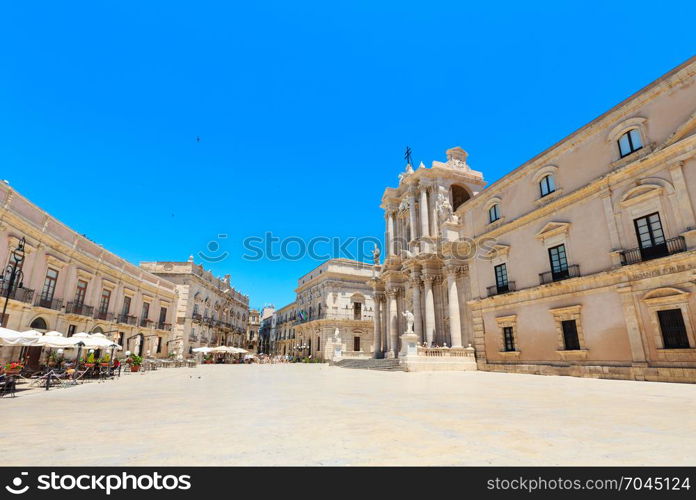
{"left": 192, "top": 347, "right": 213, "bottom": 354}
{"left": 0, "top": 327, "right": 40, "bottom": 346}
{"left": 35, "top": 331, "right": 79, "bottom": 348}
{"left": 88, "top": 333, "right": 122, "bottom": 350}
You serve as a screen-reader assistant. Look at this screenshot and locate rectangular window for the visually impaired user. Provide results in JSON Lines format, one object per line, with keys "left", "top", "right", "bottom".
{"left": 156, "top": 336, "right": 162, "bottom": 353}
{"left": 494, "top": 263, "right": 509, "bottom": 293}
{"left": 657, "top": 309, "right": 690, "bottom": 349}
{"left": 121, "top": 296, "right": 131, "bottom": 316}
{"left": 618, "top": 129, "right": 643, "bottom": 158}
{"left": 561, "top": 320, "right": 581, "bottom": 350}
{"left": 75, "top": 280, "right": 88, "bottom": 305}
{"left": 548, "top": 244, "right": 569, "bottom": 280}
{"left": 317, "top": 337, "right": 321, "bottom": 351}
{"left": 353, "top": 302, "right": 361, "bottom": 320}
{"left": 99, "top": 289, "right": 111, "bottom": 314}
{"left": 141, "top": 302, "right": 150, "bottom": 320}
{"left": 353, "top": 336, "right": 360, "bottom": 351}
{"left": 503, "top": 326, "right": 515, "bottom": 352}
{"left": 67, "top": 324, "right": 76, "bottom": 337}
{"left": 634, "top": 212, "right": 667, "bottom": 261}
{"left": 540, "top": 175, "right": 555, "bottom": 197}
{"left": 116, "top": 332, "right": 124, "bottom": 346}
{"left": 41, "top": 268, "right": 59, "bottom": 302}
{"left": 159, "top": 307, "right": 167, "bottom": 325}
{"left": 488, "top": 204, "right": 500, "bottom": 223}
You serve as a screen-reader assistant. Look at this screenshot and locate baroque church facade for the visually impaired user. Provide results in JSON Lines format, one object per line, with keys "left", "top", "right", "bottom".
{"left": 371, "top": 56, "right": 696, "bottom": 383}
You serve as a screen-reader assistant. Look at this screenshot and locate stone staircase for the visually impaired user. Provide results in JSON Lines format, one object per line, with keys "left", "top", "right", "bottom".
{"left": 333, "top": 358, "right": 405, "bottom": 371}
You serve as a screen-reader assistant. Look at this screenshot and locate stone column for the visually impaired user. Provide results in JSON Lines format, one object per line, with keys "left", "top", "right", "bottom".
{"left": 410, "top": 273, "right": 423, "bottom": 343}
{"left": 423, "top": 274, "right": 435, "bottom": 346}
{"left": 670, "top": 161, "right": 696, "bottom": 229}
{"left": 446, "top": 266, "right": 463, "bottom": 348}
{"left": 372, "top": 294, "right": 382, "bottom": 358}
{"left": 387, "top": 288, "right": 399, "bottom": 358}
{"left": 616, "top": 284, "right": 647, "bottom": 363}
{"left": 408, "top": 192, "right": 418, "bottom": 244}
{"left": 387, "top": 212, "right": 395, "bottom": 256}
{"left": 419, "top": 185, "right": 430, "bottom": 240}
{"left": 429, "top": 186, "right": 439, "bottom": 238}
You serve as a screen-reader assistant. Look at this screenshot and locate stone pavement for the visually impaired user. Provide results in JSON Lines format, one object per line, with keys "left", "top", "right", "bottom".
{"left": 1, "top": 364, "right": 694, "bottom": 466}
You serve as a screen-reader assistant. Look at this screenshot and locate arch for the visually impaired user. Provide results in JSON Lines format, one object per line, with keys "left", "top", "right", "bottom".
{"left": 618, "top": 178, "right": 674, "bottom": 209}
{"left": 641, "top": 287, "right": 690, "bottom": 304}
{"left": 450, "top": 184, "right": 471, "bottom": 211}
{"left": 29, "top": 317, "right": 48, "bottom": 330}
{"left": 608, "top": 116, "right": 648, "bottom": 144}
{"left": 91, "top": 325, "right": 104, "bottom": 334}
{"left": 483, "top": 196, "right": 502, "bottom": 212}
{"left": 350, "top": 293, "right": 365, "bottom": 303}
{"left": 533, "top": 165, "right": 559, "bottom": 184}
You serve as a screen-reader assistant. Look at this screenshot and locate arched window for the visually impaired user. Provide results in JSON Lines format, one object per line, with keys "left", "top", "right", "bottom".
{"left": 488, "top": 204, "right": 500, "bottom": 223}
{"left": 451, "top": 185, "right": 470, "bottom": 211}
{"left": 539, "top": 174, "right": 556, "bottom": 197}
{"left": 618, "top": 129, "right": 643, "bottom": 158}
{"left": 30, "top": 317, "right": 48, "bottom": 330}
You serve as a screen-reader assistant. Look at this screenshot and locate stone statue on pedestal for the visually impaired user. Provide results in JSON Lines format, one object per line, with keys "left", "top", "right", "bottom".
{"left": 402, "top": 310, "right": 414, "bottom": 334}
{"left": 371, "top": 244, "right": 381, "bottom": 266}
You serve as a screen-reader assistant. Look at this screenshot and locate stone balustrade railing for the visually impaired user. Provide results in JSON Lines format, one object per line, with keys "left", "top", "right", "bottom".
{"left": 417, "top": 346, "right": 475, "bottom": 358}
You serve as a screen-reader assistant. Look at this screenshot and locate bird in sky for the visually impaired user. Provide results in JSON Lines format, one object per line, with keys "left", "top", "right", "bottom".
{"left": 196, "top": 136, "right": 201, "bottom": 143}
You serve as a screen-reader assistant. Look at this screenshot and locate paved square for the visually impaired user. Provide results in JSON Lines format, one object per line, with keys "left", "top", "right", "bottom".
{"left": 1, "top": 365, "right": 694, "bottom": 465}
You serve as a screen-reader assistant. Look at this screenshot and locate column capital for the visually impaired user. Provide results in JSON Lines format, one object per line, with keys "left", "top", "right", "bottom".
{"left": 386, "top": 287, "right": 401, "bottom": 298}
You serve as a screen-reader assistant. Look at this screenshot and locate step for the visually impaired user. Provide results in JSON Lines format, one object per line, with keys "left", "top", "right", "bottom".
{"left": 334, "top": 358, "right": 405, "bottom": 371}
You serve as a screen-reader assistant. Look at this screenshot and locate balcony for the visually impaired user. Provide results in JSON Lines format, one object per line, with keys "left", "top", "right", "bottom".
{"left": 93, "top": 310, "right": 114, "bottom": 322}
{"left": 117, "top": 314, "right": 137, "bottom": 325}
{"left": 189, "top": 335, "right": 199, "bottom": 342}
{"left": 65, "top": 301, "right": 94, "bottom": 317}
{"left": 0, "top": 284, "right": 34, "bottom": 304}
{"left": 293, "top": 310, "right": 374, "bottom": 325}
{"left": 192, "top": 312, "right": 202, "bottom": 322}
{"left": 619, "top": 236, "right": 686, "bottom": 266}
{"left": 140, "top": 318, "right": 154, "bottom": 328}
{"left": 486, "top": 281, "right": 516, "bottom": 297}
{"left": 539, "top": 264, "right": 580, "bottom": 285}
{"left": 34, "top": 296, "right": 63, "bottom": 310}
{"left": 157, "top": 322, "right": 172, "bottom": 331}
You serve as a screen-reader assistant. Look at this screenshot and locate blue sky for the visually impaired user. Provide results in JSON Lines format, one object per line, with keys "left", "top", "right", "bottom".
{"left": 1, "top": 1, "right": 694, "bottom": 310}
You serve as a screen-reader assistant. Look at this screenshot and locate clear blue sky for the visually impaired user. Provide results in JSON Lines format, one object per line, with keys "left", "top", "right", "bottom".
{"left": 1, "top": 1, "right": 694, "bottom": 310}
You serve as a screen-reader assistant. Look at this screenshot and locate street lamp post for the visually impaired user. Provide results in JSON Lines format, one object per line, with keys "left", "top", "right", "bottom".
{"left": 0, "top": 237, "right": 26, "bottom": 328}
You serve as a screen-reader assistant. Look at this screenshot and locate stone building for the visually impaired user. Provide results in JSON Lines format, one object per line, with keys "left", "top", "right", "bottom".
{"left": 246, "top": 308, "right": 260, "bottom": 353}
{"left": 258, "top": 304, "right": 275, "bottom": 354}
{"left": 0, "top": 183, "right": 178, "bottom": 364}
{"left": 374, "top": 56, "right": 696, "bottom": 382}
{"left": 140, "top": 259, "right": 249, "bottom": 356}
{"left": 294, "top": 259, "right": 375, "bottom": 360}
{"left": 269, "top": 302, "right": 296, "bottom": 356}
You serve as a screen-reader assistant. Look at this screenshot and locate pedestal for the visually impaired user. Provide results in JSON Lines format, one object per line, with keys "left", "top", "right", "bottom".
{"left": 330, "top": 339, "right": 343, "bottom": 362}
{"left": 400, "top": 332, "right": 419, "bottom": 357}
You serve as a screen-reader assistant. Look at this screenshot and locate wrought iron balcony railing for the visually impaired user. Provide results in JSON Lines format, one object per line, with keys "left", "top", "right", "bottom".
{"left": 34, "top": 296, "right": 63, "bottom": 310}
{"left": 486, "top": 281, "right": 516, "bottom": 297}
{"left": 65, "top": 301, "right": 94, "bottom": 317}
{"left": 539, "top": 264, "right": 580, "bottom": 285}
{"left": 140, "top": 318, "right": 154, "bottom": 328}
{"left": 0, "top": 284, "right": 34, "bottom": 304}
{"left": 93, "top": 310, "right": 114, "bottom": 322}
{"left": 117, "top": 314, "right": 137, "bottom": 325}
{"left": 157, "top": 322, "right": 172, "bottom": 331}
{"left": 619, "top": 236, "right": 686, "bottom": 266}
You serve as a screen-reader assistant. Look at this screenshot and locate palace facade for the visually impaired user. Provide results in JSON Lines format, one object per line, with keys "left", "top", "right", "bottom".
{"left": 0, "top": 183, "right": 178, "bottom": 365}
{"left": 140, "top": 260, "right": 250, "bottom": 356}
{"left": 372, "top": 56, "right": 696, "bottom": 382}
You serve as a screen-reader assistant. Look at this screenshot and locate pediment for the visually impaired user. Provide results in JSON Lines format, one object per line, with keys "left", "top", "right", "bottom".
{"left": 662, "top": 111, "right": 696, "bottom": 148}
{"left": 642, "top": 287, "right": 690, "bottom": 304}
{"left": 484, "top": 244, "right": 510, "bottom": 260}
{"left": 619, "top": 183, "right": 663, "bottom": 207}
{"left": 535, "top": 222, "right": 570, "bottom": 241}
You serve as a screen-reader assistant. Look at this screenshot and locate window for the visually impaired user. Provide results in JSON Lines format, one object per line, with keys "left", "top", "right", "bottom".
{"left": 121, "top": 296, "right": 131, "bottom": 316}
{"left": 116, "top": 332, "right": 124, "bottom": 346}
{"left": 354, "top": 336, "right": 361, "bottom": 351}
{"left": 658, "top": 309, "right": 690, "bottom": 349}
{"left": 634, "top": 212, "right": 667, "bottom": 260}
{"left": 75, "top": 280, "right": 88, "bottom": 305}
{"left": 353, "top": 302, "right": 362, "bottom": 320}
{"left": 142, "top": 302, "right": 150, "bottom": 320}
{"left": 561, "top": 320, "right": 581, "bottom": 350}
{"left": 451, "top": 185, "right": 470, "bottom": 210}
{"left": 67, "top": 324, "right": 77, "bottom": 337}
{"left": 618, "top": 129, "right": 643, "bottom": 158}
{"left": 99, "top": 289, "right": 111, "bottom": 314}
{"left": 30, "top": 317, "right": 48, "bottom": 330}
{"left": 494, "top": 263, "right": 509, "bottom": 293}
{"left": 41, "top": 268, "right": 59, "bottom": 302}
{"left": 488, "top": 204, "right": 500, "bottom": 223}
{"left": 156, "top": 336, "right": 162, "bottom": 353}
{"left": 503, "top": 326, "right": 515, "bottom": 352}
{"left": 316, "top": 337, "right": 321, "bottom": 351}
{"left": 548, "top": 244, "right": 569, "bottom": 280}
{"left": 539, "top": 174, "right": 556, "bottom": 197}
{"left": 158, "top": 307, "right": 167, "bottom": 325}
